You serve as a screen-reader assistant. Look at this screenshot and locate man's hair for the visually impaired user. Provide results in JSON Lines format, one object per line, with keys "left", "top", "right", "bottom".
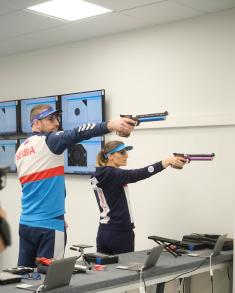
{"left": 30, "top": 104, "right": 51, "bottom": 124}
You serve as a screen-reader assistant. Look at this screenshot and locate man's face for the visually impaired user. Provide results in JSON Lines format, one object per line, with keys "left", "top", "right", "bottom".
{"left": 36, "top": 113, "right": 60, "bottom": 133}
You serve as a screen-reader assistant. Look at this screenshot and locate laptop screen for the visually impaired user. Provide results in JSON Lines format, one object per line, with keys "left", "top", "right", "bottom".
{"left": 212, "top": 234, "right": 227, "bottom": 256}
{"left": 43, "top": 256, "right": 77, "bottom": 291}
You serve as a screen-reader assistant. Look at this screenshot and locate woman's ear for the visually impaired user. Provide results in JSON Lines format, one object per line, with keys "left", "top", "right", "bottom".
{"left": 108, "top": 153, "right": 114, "bottom": 162}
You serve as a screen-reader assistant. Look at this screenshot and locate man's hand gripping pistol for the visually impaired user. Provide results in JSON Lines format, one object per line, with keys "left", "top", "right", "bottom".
{"left": 118, "top": 111, "right": 169, "bottom": 137}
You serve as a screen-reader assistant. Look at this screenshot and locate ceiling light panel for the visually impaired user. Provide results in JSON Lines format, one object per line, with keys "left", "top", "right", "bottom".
{"left": 27, "top": 0, "right": 111, "bottom": 21}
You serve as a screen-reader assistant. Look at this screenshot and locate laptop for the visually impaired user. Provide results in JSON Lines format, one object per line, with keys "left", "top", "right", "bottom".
{"left": 16, "top": 256, "right": 77, "bottom": 292}
{"left": 190, "top": 234, "right": 227, "bottom": 258}
{"left": 0, "top": 272, "right": 22, "bottom": 284}
{"left": 117, "top": 245, "right": 164, "bottom": 272}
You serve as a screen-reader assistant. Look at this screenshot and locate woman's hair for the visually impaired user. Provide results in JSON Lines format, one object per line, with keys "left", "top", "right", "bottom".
{"left": 96, "top": 140, "right": 123, "bottom": 166}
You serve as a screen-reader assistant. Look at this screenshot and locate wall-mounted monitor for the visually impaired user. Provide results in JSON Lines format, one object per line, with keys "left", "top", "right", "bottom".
{"left": 0, "top": 100, "right": 18, "bottom": 135}
{"left": 60, "top": 90, "right": 104, "bottom": 130}
{"left": 64, "top": 137, "right": 103, "bottom": 174}
{"left": 19, "top": 96, "right": 58, "bottom": 134}
{"left": 60, "top": 90, "right": 105, "bottom": 175}
{"left": 0, "top": 139, "right": 18, "bottom": 173}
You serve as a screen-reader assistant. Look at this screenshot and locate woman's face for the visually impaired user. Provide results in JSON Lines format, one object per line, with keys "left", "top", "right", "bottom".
{"left": 107, "top": 149, "right": 128, "bottom": 167}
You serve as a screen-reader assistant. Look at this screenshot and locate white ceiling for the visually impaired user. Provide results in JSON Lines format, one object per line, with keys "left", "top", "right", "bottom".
{"left": 0, "top": 0, "right": 235, "bottom": 58}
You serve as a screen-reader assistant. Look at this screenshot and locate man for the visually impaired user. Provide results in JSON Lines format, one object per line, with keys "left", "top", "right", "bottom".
{"left": 15, "top": 104, "right": 135, "bottom": 267}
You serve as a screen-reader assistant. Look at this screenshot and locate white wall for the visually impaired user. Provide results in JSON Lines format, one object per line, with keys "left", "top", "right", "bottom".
{"left": 0, "top": 8, "right": 234, "bottom": 292}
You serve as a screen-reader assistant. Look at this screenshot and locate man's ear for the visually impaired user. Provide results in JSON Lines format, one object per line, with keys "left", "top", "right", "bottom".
{"left": 36, "top": 121, "right": 40, "bottom": 128}
{"left": 32, "top": 120, "right": 41, "bottom": 131}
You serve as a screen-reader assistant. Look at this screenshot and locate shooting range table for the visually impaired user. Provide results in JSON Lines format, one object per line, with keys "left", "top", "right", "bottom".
{"left": 2, "top": 249, "right": 233, "bottom": 293}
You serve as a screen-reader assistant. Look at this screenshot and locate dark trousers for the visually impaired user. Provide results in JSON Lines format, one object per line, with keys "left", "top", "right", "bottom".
{"left": 97, "top": 227, "right": 135, "bottom": 254}
{"left": 18, "top": 224, "right": 66, "bottom": 267}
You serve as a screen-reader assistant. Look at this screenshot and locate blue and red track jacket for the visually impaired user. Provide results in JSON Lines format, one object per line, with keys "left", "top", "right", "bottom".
{"left": 15, "top": 122, "right": 109, "bottom": 231}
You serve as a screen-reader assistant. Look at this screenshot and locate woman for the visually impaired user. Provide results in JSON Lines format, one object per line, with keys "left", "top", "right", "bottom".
{"left": 90, "top": 140, "right": 186, "bottom": 254}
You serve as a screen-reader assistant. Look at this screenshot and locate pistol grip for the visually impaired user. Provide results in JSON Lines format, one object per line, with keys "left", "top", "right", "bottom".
{"left": 171, "top": 165, "right": 183, "bottom": 169}
{"left": 116, "top": 131, "right": 131, "bottom": 138}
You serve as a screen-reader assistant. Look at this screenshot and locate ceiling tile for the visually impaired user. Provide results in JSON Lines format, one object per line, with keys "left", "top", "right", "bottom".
{"left": 123, "top": 0, "right": 205, "bottom": 25}
{"left": 0, "top": 12, "right": 151, "bottom": 57}
{"left": 7, "top": 0, "right": 47, "bottom": 9}
{"left": 51, "top": 12, "right": 152, "bottom": 40}
{"left": 0, "top": 0, "right": 18, "bottom": 16}
{"left": 0, "top": 10, "right": 65, "bottom": 41}
{"left": 0, "top": 33, "right": 63, "bottom": 57}
{"left": 176, "top": 0, "right": 235, "bottom": 13}
{"left": 88, "top": 0, "right": 165, "bottom": 11}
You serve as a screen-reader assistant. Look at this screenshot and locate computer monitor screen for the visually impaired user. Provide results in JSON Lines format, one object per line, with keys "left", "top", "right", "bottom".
{"left": 19, "top": 96, "right": 57, "bottom": 134}
{"left": 0, "top": 100, "right": 18, "bottom": 135}
{"left": 61, "top": 90, "right": 104, "bottom": 129}
{"left": 60, "top": 90, "right": 105, "bottom": 175}
{"left": 64, "top": 137, "right": 103, "bottom": 174}
{"left": 0, "top": 139, "right": 17, "bottom": 173}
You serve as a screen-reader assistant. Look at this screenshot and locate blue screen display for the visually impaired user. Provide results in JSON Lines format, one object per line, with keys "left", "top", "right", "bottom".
{"left": 64, "top": 137, "right": 103, "bottom": 174}
{"left": 0, "top": 139, "right": 17, "bottom": 172}
{"left": 20, "top": 96, "right": 57, "bottom": 133}
{"left": 0, "top": 101, "right": 17, "bottom": 135}
{"left": 61, "top": 90, "right": 104, "bottom": 175}
{"left": 61, "top": 90, "right": 104, "bottom": 130}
